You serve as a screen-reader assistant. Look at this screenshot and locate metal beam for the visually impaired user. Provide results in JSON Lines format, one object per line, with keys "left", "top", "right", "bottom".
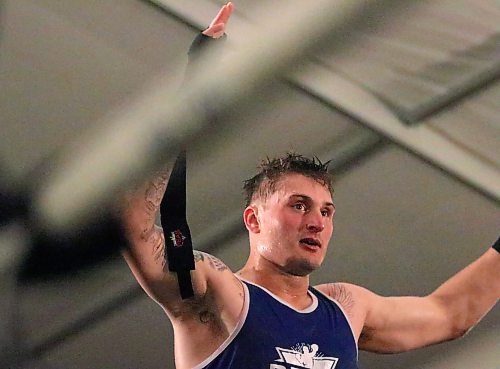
{"left": 291, "top": 62, "right": 500, "bottom": 201}
{"left": 394, "top": 34, "right": 500, "bottom": 124}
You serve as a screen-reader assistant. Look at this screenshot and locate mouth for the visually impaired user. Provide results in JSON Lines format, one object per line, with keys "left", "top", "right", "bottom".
{"left": 299, "top": 238, "right": 322, "bottom": 250}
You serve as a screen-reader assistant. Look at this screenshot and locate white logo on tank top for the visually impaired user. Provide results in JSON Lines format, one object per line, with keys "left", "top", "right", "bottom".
{"left": 270, "top": 343, "right": 338, "bottom": 369}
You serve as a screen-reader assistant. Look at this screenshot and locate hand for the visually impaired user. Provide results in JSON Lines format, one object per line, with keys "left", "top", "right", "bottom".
{"left": 202, "top": 2, "right": 234, "bottom": 39}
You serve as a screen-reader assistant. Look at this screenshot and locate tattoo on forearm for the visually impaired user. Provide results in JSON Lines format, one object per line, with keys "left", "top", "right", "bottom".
{"left": 327, "top": 283, "right": 355, "bottom": 314}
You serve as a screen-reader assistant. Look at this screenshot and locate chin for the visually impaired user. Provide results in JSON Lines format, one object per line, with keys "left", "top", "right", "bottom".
{"left": 283, "top": 258, "right": 320, "bottom": 277}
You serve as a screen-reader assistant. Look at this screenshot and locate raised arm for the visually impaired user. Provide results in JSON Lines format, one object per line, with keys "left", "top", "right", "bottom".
{"left": 319, "top": 242, "right": 499, "bottom": 353}
{"left": 120, "top": 2, "right": 236, "bottom": 312}
{"left": 121, "top": 170, "right": 206, "bottom": 304}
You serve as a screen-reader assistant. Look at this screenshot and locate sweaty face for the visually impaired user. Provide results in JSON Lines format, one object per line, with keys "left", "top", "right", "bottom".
{"left": 254, "top": 173, "right": 335, "bottom": 276}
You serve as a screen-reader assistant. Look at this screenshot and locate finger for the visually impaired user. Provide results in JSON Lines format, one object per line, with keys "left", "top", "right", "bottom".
{"left": 210, "top": 23, "right": 225, "bottom": 35}
{"left": 202, "top": 23, "right": 225, "bottom": 38}
{"left": 220, "top": 2, "right": 234, "bottom": 25}
{"left": 209, "top": 4, "right": 227, "bottom": 28}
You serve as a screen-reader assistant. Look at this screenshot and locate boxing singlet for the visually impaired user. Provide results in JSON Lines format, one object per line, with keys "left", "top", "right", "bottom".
{"left": 193, "top": 279, "right": 358, "bottom": 369}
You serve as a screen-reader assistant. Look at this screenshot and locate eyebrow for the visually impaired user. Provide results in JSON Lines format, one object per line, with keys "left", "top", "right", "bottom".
{"left": 289, "top": 194, "right": 335, "bottom": 209}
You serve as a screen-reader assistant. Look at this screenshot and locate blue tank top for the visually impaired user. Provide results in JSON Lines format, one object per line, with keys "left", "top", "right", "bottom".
{"left": 194, "top": 279, "right": 358, "bottom": 369}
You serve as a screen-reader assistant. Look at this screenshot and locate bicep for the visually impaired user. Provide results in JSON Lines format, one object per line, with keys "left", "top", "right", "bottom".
{"left": 359, "top": 292, "right": 454, "bottom": 353}
{"left": 124, "top": 232, "right": 238, "bottom": 321}
{"left": 123, "top": 225, "right": 209, "bottom": 306}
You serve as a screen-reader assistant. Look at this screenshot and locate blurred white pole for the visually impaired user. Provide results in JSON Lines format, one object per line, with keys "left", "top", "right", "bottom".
{"left": 36, "top": 0, "right": 404, "bottom": 233}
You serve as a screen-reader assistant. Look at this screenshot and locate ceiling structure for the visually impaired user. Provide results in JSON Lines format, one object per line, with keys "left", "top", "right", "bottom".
{"left": 0, "top": 0, "right": 499, "bottom": 368}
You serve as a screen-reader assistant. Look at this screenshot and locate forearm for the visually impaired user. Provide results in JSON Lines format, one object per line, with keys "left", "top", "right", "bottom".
{"left": 430, "top": 248, "right": 500, "bottom": 338}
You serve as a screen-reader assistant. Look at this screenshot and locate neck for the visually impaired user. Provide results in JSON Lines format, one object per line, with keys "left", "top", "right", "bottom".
{"left": 238, "top": 255, "right": 311, "bottom": 308}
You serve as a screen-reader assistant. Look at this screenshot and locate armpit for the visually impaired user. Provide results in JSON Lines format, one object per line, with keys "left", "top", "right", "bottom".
{"left": 169, "top": 288, "right": 229, "bottom": 337}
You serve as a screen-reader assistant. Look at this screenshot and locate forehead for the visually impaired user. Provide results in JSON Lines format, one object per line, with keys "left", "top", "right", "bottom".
{"left": 272, "top": 173, "right": 332, "bottom": 203}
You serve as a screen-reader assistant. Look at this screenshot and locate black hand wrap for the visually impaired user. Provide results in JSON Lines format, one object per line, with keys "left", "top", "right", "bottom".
{"left": 188, "top": 33, "right": 227, "bottom": 60}
{"left": 160, "top": 150, "right": 195, "bottom": 299}
{"left": 158, "top": 33, "right": 226, "bottom": 299}
{"left": 184, "top": 33, "right": 227, "bottom": 82}
{"left": 492, "top": 236, "right": 500, "bottom": 253}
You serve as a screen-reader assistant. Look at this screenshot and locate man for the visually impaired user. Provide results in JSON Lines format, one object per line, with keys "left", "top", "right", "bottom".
{"left": 122, "top": 3, "right": 499, "bottom": 368}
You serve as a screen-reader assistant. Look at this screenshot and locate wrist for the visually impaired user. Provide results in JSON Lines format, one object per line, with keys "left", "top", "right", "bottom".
{"left": 188, "top": 32, "right": 227, "bottom": 57}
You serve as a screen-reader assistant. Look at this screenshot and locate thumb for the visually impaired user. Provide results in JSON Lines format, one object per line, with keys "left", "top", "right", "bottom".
{"left": 202, "top": 23, "right": 225, "bottom": 38}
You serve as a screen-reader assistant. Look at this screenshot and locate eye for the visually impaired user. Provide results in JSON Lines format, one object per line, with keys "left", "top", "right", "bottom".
{"left": 321, "top": 208, "right": 334, "bottom": 217}
{"left": 293, "top": 203, "right": 306, "bottom": 211}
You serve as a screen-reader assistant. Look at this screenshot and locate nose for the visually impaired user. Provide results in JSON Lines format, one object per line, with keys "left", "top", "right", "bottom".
{"left": 306, "top": 210, "right": 325, "bottom": 233}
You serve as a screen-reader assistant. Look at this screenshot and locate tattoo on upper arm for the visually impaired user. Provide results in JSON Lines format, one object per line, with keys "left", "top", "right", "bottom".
{"left": 142, "top": 225, "right": 166, "bottom": 268}
{"left": 327, "top": 283, "right": 355, "bottom": 315}
{"left": 144, "top": 172, "right": 170, "bottom": 215}
{"left": 192, "top": 251, "right": 227, "bottom": 272}
{"left": 206, "top": 254, "right": 228, "bottom": 272}
{"left": 128, "top": 171, "right": 170, "bottom": 239}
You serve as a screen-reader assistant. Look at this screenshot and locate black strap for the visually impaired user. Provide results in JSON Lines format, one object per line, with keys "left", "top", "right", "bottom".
{"left": 158, "top": 33, "right": 227, "bottom": 299}
{"left": 184, "top": 33, "right": 227, "bottom": 83}
{"left": 492, "top": 236, "right": 500, "bottom": 253}
{"left": 188, "top": 33, "right": 227, "bottom": 59}
{"left": 160, "top": 150, "right": 195, "bottom": 299}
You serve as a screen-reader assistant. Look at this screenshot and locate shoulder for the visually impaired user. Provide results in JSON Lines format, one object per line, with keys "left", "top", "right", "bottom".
{"left": 193, "top": 250, "right": 231, "bottom": 273}
{"left": 315, "top": 282, "right": 371, "bottom": 340}
{"left": 166, "top": 251, "right": 244, "bottom": 321}
{"left": 315, "top": 282, "right": 356, "bottom": 311}
{"left": 192, "top": 250, "right": 240, "bottom": 291}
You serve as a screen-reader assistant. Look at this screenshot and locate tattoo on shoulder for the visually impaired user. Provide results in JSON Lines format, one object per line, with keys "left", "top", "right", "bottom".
{"left": 327, "top": 283, "right": 355, "bottom": 314}
{"left": 207, "top": 254, "right": 228, "bottom": 272}
{"left": 191, "top": 251, "right": 227, "bottom": 272}
{"left": 193, "top": 250, "right": 205, "bottom": 263}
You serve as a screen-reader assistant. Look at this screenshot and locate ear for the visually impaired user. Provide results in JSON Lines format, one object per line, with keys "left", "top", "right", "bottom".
{"left": 243, "top": 205, "right": 260, "bottom": 234}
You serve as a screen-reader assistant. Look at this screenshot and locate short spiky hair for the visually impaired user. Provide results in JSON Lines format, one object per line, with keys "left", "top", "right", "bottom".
{"left": 243, "top": 153, "right": 333, "bottom": 206}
